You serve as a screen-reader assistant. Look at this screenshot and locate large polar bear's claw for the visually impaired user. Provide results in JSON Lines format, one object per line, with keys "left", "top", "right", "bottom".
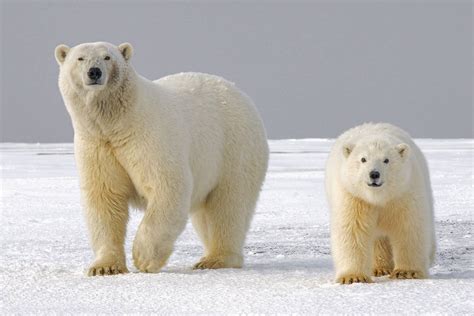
{"left": 337, "top": 274, "right": 373, "bottom": 285}
{"left": 390, "top": 269, "right": 425, "bottom": 279}
{"left": 87, "top": 263, "right": 128, "bottom": 276}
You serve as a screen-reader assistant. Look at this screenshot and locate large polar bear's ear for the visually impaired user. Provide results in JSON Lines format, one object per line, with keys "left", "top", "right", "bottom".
{"left": 118, "top": 43, "right": 133, "bottom": 61}
{"left": 396, "top": 143, "right": 410, "bottom": 159}
{"left": 55, "top": 44, "right": 70, "bottom": 65}
{"left": 342, "top": 144, "right": 354, "bottom": 158}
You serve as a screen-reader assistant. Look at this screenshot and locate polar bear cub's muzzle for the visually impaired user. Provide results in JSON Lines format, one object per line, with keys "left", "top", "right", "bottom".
{"left": 367, "top": 169, "right": 383, "bottom": 187}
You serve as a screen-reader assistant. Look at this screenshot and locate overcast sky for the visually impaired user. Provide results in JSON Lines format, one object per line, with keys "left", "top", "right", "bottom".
{"left": 1, "top": 0, "right": 472, "bottom": 142}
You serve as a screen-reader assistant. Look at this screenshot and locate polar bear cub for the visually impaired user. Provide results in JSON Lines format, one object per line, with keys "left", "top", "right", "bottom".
{"left": 55, "top": 42, "right": 269, "bottom": 276}
{"left": 325, "top": 123, "right": 436, "bottom": 284}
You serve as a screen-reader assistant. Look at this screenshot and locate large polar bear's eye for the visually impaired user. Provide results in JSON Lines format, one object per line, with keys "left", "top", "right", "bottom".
{"left": 104, "top": 56, "right": 111, "bottom": 60}
{"left": 384, "top": 158, "right": 389, "bottom": 164}
{"left": 78, "top": 57, "right": 84, "bottom": 61}
{"left": 361, "top": 158, "right": 366, "bottom": 163}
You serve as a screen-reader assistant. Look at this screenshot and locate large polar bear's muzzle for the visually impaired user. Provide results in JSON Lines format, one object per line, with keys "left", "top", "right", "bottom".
{"left": 87, "top": 67, "right": 102, "bottom": 82}
{"left": 84, "top": 66, "right": 107, "bottom": 88}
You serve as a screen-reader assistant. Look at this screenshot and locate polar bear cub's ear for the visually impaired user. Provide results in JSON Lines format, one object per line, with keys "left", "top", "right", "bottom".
{"left": 396, "top": 143, "right": 410, "bottom": 159}
{"left": 55, "top": 44, "right": 70, "bottom": 65}
{"left": 118, "top": 43, "right": 133, "bottom": 61}
{"left": 342, "top": 143, "right": 354, "bottom": 158}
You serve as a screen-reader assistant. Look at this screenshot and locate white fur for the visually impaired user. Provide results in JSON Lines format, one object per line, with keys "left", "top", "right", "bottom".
{"left": 55, "top": 42, "right": 269, "bottom": 275}
{"left": 325, "top": 123, "right": 436, "bottom": 284}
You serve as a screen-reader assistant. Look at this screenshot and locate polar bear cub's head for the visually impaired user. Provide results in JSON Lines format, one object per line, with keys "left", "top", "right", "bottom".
{"left": 340, "top": 137, "right": 411, "bottom": 206}
{"left": 55, "top": 42, "right": 133, "bottom": 94}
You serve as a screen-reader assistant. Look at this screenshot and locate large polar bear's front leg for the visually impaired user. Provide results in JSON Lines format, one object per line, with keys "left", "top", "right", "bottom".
{"left": 331, "top": 193, "right": 378, "bottom": 284}
{"left": 131, "top": 168, "right": 191, "bottom": 273}
{"left": 75, "top": 139, "right": 133, "bottom": 276}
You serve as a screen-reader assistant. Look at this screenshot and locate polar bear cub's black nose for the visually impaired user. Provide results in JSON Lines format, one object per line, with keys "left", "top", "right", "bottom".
{"left": 88, "top": 67, "right": 102, "bottom": 80}
{"left": 370, "top": 170, "right": 380, "bottom": 180}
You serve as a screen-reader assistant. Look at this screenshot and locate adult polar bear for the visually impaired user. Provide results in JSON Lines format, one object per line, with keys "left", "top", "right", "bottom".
{"left": 325, "top": 123, "right": 435, "bottom": 284}
{"left": 55, "top": 42, "right": 269, "bottom": 276}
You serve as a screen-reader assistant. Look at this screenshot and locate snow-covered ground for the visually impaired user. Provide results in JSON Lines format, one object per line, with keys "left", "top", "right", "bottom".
{"left": 1, "top": 139, "right": 473, "bottom": 314}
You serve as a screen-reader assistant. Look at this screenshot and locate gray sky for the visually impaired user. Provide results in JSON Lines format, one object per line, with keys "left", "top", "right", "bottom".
{"left": 1, "top": 0, "right": 472, "bottom": 142}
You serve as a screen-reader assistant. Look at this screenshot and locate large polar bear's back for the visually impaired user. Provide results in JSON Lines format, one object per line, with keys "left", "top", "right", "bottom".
{"left": 154, "top": 71, "right": 267, "bottom": 145}
{"left": 154, "top": 72, "right": 266, "bottom": 146}
{"left": 155, "top": 72, "right": 258, "bottom": 115}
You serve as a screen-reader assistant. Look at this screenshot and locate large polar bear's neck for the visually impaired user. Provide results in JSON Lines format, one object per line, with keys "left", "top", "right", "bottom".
{"left": 66, "top": 68, "right": 139, "bottom": 140}
{"left": 87, "top": 75, "right": 136, "bottom": 117}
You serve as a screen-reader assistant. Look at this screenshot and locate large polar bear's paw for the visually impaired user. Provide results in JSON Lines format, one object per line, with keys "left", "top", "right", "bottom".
{"left": 87, "top": 258, "right": 128, "bottom": 276}
{"left": 132, "top": 235, "right": 171, "bottom": 273}
{"left": 133, "top": 255, "right": 167, "bottom": 273}
{"left": 337, "top": 273, "right": 373, "bottom": 285}
{"left": 390, "top": 269, "right": 426, "bottom": 279}
{"left": 193, "top": 254, "right": 243, "bottom": 270}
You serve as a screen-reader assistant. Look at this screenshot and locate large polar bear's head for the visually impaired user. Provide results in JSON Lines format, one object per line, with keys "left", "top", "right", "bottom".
{"left": 55, "top": 42, "right": 133, "bottom": 95}
{"left": 339, "top": 137, "right": 412, "bottom": 206}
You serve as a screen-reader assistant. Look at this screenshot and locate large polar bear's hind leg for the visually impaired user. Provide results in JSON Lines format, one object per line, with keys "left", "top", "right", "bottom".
{"left": 193, "top": 85, "right": 269, "bottom": 269}
{"left": 372, "top": 237, "right": 394, "bottom": 276}
{"left": 191, "top": 206, "right": 210, "bottom": 251}
{"left": 193, "top": 175, "right": 262, "bottom": 269}
{"left": 193, "top": 129, "right": 268, "bottom": 269}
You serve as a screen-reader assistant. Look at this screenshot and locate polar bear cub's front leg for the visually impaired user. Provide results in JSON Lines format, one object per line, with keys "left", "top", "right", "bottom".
{"left": 331, "top": 194, "right": 378, "bottom": 284}
{"left": 382, "top": 199, "right": 431, "bottom": 279}
{"left": 372, "top": 237, "right": 394, "bottom": 276}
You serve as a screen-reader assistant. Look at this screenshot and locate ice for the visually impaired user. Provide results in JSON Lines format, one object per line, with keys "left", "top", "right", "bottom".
{"left": 1, "top": 139, "right": 473, "bottom": 313}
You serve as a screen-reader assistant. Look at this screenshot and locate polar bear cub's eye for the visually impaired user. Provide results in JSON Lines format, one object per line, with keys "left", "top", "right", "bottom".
{"left": 104, "top": 56, "right": 111, "bottom": 60}
{"left": 361, "top": 157, "right": 367, "bottom": 163}
{"left": 78, "top": 57, "right": 84, "bottom": 61}
{"left": 384, "top": 158, "right": 389, "bottom": 164}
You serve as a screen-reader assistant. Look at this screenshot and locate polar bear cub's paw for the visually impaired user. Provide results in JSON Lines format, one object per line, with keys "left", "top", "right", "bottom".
{"left": 87, "top": 257, "right": 128, "bottom": 276}
{"left": 373, "top": 267, "right": 393, "bottom": 277}
{"left": 390, "top": 269, "right": 426, "bottom": 279}
{"left": 193, "top": 253, "right": 243, "bottom": 270}
{"left": 337, "top": 273, "right": 373, "bottom": 285}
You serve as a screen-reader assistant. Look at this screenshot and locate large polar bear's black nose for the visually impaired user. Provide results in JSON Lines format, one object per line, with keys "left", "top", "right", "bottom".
{"left": 88, "top": 67, "right": 102, "bottom": 80}
{"left": 370, "top": 170, "right": 380, "bottom": 180}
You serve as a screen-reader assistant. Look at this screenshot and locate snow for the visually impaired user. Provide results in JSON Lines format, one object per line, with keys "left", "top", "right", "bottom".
{"left": 1, "top": 139, "right": 473, "bottom": 314}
